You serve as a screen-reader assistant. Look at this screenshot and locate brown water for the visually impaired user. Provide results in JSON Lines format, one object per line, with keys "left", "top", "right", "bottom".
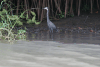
{"left": 0, "top": 41, "right": 100, "bottom": 67}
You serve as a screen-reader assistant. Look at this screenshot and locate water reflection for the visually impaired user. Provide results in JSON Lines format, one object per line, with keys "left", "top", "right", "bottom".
{"left": 27, "top": 29, "right": 100, "bottom": 45}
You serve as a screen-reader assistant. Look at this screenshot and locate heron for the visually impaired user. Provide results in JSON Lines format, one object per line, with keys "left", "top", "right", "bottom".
{"left": 43, "top": 7, "right": 56, "bottom": 33}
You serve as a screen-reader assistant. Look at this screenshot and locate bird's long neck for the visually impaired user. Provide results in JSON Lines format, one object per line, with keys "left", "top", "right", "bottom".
{"left": 47, "top": 9, "right": 50, "bottom": 22}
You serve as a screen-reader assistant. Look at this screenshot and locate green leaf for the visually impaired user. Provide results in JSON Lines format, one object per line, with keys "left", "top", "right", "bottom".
{"left": 0, "top": 23, "right": 3, "bottom": 27}
{"left": 31, "top": 11, "right": 36, "bottom": 16}
{"left": 20, "top": 11, "right": 25, "bottom": 18}
{"left": 1, "top": 1, "right": 4, "bottom": 5}
{"left": 27, "top": 19, "right": 32, "bottom": 23}
{"left": 0, "top": 14, "right": 5, "bottom": 20}
{"left": 14, "top": 15, "right": 19, "bottom": 20}
{"left": 8, "top": 15, "right": 19, "bottom": 20}
{"left": 0, "top": 5, "right": 2, "bottom": 10}
{"left": 17, "top": 29, "right": 26, "bottom": 34}
{"left": 35, "top": 21, "right": 41, "bottom": 25}
{"left": 62, "top": 15, "right": 64, "bottom": 18}
{"left": 2, "top": 9, "right": 7, "bottom": 14}
{"left": 26, "top": 13, "right": 28, "bottom": 20}
{"left": 16, "top": 20, "right": 23, "bottom": 25}
{"left": 3, "top": 0, "right": 6, "bottom": 2}
{"left": 32, "top": 17, "right": 35, "bottom": 23}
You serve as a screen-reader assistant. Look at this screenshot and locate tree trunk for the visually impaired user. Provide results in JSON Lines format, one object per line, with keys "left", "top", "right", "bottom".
{"left": 78, "top": 0, "right": 81, "bottom": 16}
{"left": 54, "top": 0, "right": 61, "bottom": 13}
{"left": 90, "top": 0, "right": 93, "bottom": 13}
{"left": 76, "top": 0, "right": 78, "bottom": 13}
{"left": 65, "top": 0, "right": 68, "bottom": 18}
{"left": 41, "top": 0, "right": 45, "bottom": 21}
{"left": 70, "top": 0, "right": 74, "bottom": 15}
{"left": 16, "top": 0, "right": 19, "bottom": 15}
{"left": 97, "top": 0, "right": 99, "bottom": 9}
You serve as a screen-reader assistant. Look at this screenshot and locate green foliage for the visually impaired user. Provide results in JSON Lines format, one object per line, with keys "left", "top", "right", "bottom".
{"left": 20, "top": 10, "right": 41, "bottom": 25}
{"left": 57, "top": 11, "right": 65, "bottom": 18}
{"left": 58, "top": 11, "right": 74, "bottom": 18}
{"left": 66, "top": 11, "right": 74, "bottom": 17}
{"left": 0, "top": 0, "right": 40, "bottom": 43}
{"left": 0, "top": 6, "right": 26, "bottom": 43}
{"left": 16, "top": 29, "right": 26, "bottom": 40}
{"left": 70, "top": 14, "right": 74, "bottom": 17}
{"left": 82, "top": 4, "right": 90, "bottom": 12}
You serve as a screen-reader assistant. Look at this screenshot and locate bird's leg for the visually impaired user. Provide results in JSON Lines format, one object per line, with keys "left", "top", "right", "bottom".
{"left": 48, "top": 28, "right": 53, "bottom": 40}
{"left": 49, "top": 28, "right": 52, "bottom": 39}
{"left": 49, "top": 29, "right": 51, "bottom": 33}
{"left": 51, "top": 28, "right": 53, "bottom": 33}
{"left": 49, "top": 28, "right": 51, "bottom": 33}
{"left": 51, "top": 33, "right": 54, "bottom": 40}
{"left": 51, "top": 29, "right": 54, "bottom": 40}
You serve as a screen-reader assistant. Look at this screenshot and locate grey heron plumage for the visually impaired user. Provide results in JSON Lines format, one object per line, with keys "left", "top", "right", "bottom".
{"left": 43, "top": 7, "right": 56, "bottom": 33}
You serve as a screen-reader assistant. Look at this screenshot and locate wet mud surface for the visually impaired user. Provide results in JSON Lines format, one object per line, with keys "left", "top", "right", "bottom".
{"left": 26, "top": 12, "right": 100, "bottom": 44}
